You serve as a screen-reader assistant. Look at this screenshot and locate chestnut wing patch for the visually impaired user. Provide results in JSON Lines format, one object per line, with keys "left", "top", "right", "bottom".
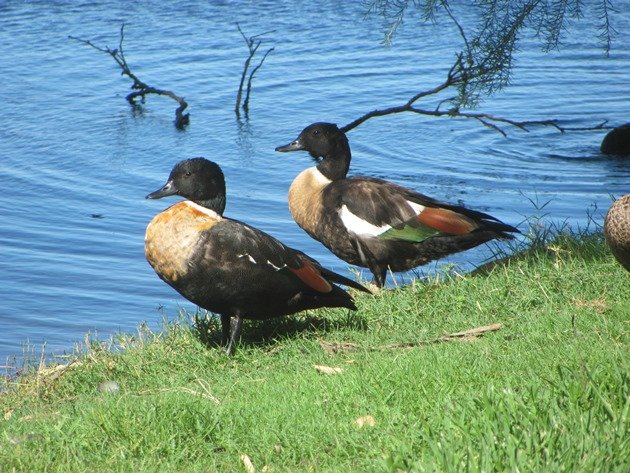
{"left": 380, "top": 207, "right": 478, "bottom": 241}
{"left": 287, "top": 258, "right": 333, "bottom": 293}
{"left": 416, "top": 207, "right": 477, "bottom": 235}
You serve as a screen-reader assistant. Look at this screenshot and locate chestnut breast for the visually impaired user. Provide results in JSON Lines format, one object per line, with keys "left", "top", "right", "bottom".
{"left": 145, "top": 201, "right": 222, "bottom": 283}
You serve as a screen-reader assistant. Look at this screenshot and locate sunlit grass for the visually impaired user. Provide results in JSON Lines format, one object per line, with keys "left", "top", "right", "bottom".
{"left": 1, "top": 229, "right": 628, "bottom": 471}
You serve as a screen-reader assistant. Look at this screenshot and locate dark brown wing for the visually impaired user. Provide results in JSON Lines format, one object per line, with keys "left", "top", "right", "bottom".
{"left": 324, "top": 177, "right": 518, "bottom": 242}
{"left": 213, "top": 219, "right": 370, "bottom": 293}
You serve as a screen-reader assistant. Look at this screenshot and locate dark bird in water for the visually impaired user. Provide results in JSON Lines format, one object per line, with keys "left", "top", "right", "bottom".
{"left": 145, "top": 157, "right": 370, "bottom": 354}
{"left": 601, "top": 123, "right": 630, "bottom": 156}
{"left": 604, "top": 194, "right": 630, "bottom": 272}
{"left": 276, "top": 122, "right": 519, "bottom": 287}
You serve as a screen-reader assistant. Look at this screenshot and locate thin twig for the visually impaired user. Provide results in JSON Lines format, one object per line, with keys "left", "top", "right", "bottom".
{"left": 378, "top": 322, "right": 504, "bottom": 349}
{"left": 69, "top": 24, "right": 189, "bottom": 129}
{"left": 319, "top": 323, "right": 504, "bottom": 354}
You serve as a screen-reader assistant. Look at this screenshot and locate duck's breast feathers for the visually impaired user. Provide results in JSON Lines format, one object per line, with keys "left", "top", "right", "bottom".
{"left": 146, "top": 201, "right": 222, "bottom": 245}
{"left": 326, "top": 177, "right": 517, "bottom": 242}
{"left": 145, "top": 201, "right": 223, "bottom": 282}
{"left": 288, "top": 166, "right": 331, "bottom": 236}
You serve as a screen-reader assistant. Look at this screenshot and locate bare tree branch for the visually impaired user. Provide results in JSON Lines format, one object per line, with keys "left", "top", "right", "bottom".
{"left": 235, "top": 24, "right": 275, "bottom": 118}
{"left": 341, "top": 59, "right": 612, "bottom": 135}
{"left": 69, "top": 24, "right": 189, "bottom": 129}
{"left": 345, "top": 1, "right": 617, "bottom": 135}
{"left": 243, "top": 47, "right": 274, "bottom": 115}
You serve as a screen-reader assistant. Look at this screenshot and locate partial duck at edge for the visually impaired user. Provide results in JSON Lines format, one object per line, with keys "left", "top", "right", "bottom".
{"left": 145, "top": 157, "right": 370, "bottom": 355}
{"left": 604, "top": 194, "right": 630, "bottom": 272}
{"left": 276, "top": 122, "right": 519, "bottom": 287}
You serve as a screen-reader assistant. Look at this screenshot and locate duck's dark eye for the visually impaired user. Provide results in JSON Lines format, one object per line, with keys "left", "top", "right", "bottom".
{"left": 185, "top": 171, "right": 192, "bottom": 177}
{"left": 313, "top": 130, "right": 319, "bottom": 136}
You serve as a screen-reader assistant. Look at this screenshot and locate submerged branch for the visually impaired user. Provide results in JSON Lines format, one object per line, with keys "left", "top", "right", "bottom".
{"left": 69, "top": 24, "right": 189, "bottom": 129}
{"left": 243, "top": 47, "right": 275, "bottom": 114}
{"left": 235, "top": 24, "right": 275, "bottom": 118}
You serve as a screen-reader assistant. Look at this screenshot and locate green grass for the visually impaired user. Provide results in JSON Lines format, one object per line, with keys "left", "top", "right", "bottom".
{"left": 1, "top": 231, "right": 628, "bottom": 472}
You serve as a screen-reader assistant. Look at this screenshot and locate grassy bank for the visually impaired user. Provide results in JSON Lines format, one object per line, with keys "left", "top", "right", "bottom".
{"left": 1, "top": 232, "right": 628, "bottom": 472}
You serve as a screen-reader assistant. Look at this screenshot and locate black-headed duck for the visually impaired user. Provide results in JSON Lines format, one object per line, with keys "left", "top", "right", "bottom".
{"left": 276, "top": 122, "right": 519, "bottom": 287}
{"left": 145, "top": 157, "right": 370, "bottom": 354}
{"left": 604, "top": 194, "right": 630, "bottom": 272}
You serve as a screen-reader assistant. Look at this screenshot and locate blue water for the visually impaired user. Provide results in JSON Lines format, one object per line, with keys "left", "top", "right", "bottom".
{"left": 1, "top": 1, "right": 628, "bottom": 366}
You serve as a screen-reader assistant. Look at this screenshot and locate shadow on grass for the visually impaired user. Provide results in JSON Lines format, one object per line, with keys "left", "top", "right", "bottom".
{"left": 191, "top": 308, "right": 368, "bottom": 353}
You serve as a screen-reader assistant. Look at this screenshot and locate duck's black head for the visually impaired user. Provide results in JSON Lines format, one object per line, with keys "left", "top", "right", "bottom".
{"left": 275, "top": 122, "right": 351, "bottom": 181}
{"left": 146, "top": 157, "right": 227, "bottom": 215}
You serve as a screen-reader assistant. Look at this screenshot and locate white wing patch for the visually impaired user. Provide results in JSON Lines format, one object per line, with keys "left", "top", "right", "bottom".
{"left": 339, "top": 200, "right": 426, "bottom": 236}
{"left": 407, "top": 201, "right": 426, "bottom": 216}
{"left": 265, "top": 259, "right": 287, "bottom": 271}
{"left": 238, "top": 254, "right": 288, "bottom": 271}
{"left": 237, "top": 254, "right": 257, "bottom": 264}
{"left": 339, "top": 205, "right": 391, "bottom": 236}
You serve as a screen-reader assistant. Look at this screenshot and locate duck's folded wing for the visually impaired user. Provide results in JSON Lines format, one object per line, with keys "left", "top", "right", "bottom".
{"left": 328, "top": 177, "right": 484, "bottom": 243}
{"left": 218, "top": 219, "right": 356, "bottom": 294}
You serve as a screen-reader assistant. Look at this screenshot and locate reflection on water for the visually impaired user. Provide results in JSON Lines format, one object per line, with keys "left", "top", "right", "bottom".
{"left": 0, "top": 1, "right": 628, "bottom": 363}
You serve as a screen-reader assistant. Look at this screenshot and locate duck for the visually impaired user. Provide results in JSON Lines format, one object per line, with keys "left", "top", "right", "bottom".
{"left": 145, "top": 157, "right": 371, "bottom": 354}
{"left": 275, "top": 122, "right": 519, "bottom": 287}
{"left": 601, "top": 123, "right": 630, "bottom": 156}
{"left": 604, "top": 194, "right": 630, "bottom": 272}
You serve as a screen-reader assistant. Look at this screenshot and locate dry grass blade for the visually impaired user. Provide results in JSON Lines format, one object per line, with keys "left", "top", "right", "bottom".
{"left": 36, "top": 360, "right": 82, "bottom": 383}
{"left": 320, "top": 323, "right": 504, "bottom": 353}
{"left": 572, "top": 298, "right": 608, "bottom": 313}
{"left": 438, "top": 323, "right": 503, "bottom": 341}
{"left": 379, "top": 322, "right": 503, "bottom": 349}
{"left": 313, "top": 365, "right": 344, "bottom": 375}
{"left": 178, "top": 378, "right": 221, "bottom": 404}
{"left": 319, "top": 339, "right": 360, "bottom": 354}
{"left": 241, "top": 453, "right": 255, "bottom": 473}
{"left": 353, "top": 415, "right": 376, "bottom": 428}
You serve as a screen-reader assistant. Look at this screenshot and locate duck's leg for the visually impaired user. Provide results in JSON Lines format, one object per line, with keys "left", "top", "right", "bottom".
{"left": 352, "top": 238, "right": 386, "bottom": 288}
{"left": 225, "top": 315, "right": 243, "bottom": 356}
{"left": 220, "top": 314, "right": 231, "bottom": 347}
{"left": 371, "top": 268, "right": 387, "bottom": 288}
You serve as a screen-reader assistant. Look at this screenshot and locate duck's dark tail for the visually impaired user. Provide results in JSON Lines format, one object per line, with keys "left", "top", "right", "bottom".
{"left": 478, "top": 218, "right": 520, "bottom": 239}
{"left": 443, "top": 203, "right": 520, "bottom": 239}
{"left": 320, "top": 267, "right": 374, "bottom": 294}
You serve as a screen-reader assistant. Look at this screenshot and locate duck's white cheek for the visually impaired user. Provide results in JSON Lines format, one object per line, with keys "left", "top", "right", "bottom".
{"left": 338, "top": 205, "right": 391, "bottom": 236}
